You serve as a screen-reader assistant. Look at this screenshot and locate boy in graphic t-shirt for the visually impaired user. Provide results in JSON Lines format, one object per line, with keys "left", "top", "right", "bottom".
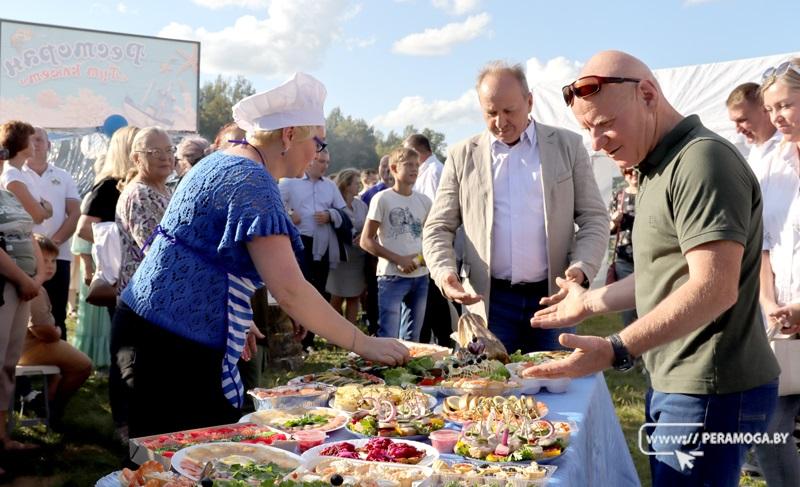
{"left": 361, "top": 147, "right": 432, "bottom": 341}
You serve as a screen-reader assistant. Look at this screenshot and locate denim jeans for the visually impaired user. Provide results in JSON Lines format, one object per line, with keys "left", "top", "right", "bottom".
{"left": 377, "top": 275, "right": 428, "bottom": 341}
{"left": 488, "top": 279, "right": 573, "bottom": 353}
{"left": 645, "top": 380, "right": 778, "bottom": 487}
{"left": 754, "top": 393, "right": 800, "bottom": 486}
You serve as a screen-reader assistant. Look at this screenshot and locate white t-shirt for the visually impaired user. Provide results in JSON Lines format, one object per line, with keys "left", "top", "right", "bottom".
{"left": 1, "top": 164, "right": 42, "bottom": 201}
{"left": 23, "top": 164, "right": 81, "bottom": 261}
{"left": 367, "top": 189, "right": 432, "bottom": 278}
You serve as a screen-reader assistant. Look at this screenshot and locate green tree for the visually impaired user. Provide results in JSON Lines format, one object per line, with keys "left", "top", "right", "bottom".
{"left": 375, "top": 129, "right": 404, "bottom": 158}
{"left": 325, "top": 107, "right": 380, "bottom": 172}
{"left": 198, "top": 75, "right": 256, "bottom": 141}
{"left": 377, "top": 125, "right": 448, "bottom": 161}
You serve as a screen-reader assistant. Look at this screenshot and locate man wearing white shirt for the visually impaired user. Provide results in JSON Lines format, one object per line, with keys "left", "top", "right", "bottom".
{"left": 404, "top": 133, "right": 451, "bottom": 346}
{"left": 24, "top": 127, "right": 81, "bottom": 339}
{"left": 405, "top": 134, "right": 444, "bottom": 202}
{"left": 422, "top": 61, "right": 608, "bottom": 353}
{"left": 279, "top": 148, "right": 346, "bottom": 347}
{"left": 727, "top": 82, "right": 782, "bottom": 182}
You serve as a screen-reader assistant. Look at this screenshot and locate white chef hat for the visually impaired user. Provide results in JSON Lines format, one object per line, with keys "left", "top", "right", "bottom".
{"left": 232, "top": 72, "right": 327, "bottom": 133}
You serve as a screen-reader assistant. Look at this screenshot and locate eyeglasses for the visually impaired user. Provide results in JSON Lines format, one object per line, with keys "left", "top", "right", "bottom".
{"left": 313, "top": 136, "right": 328, "bottom": 154}
{"left": 562, "top": 75, "right": 641, "bottom": 106}
{"left": 761, "top": 61, "right": 800, "bottom": 83}
{"left": 137, "top": 146, "right": 176, "bottom": 158}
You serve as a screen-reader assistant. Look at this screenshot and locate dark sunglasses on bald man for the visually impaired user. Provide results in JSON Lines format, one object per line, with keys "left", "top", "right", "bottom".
{"left": 562, "top": 75, "right": 641, "bottom": 106}
{"left": 761, "top": 61, "right": 800, "bottom": 83}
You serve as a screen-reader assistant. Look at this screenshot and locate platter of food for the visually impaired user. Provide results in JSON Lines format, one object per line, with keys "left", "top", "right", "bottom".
{"left": 421, "top": 458, "right": 557, "bottom": 486}
{"left": 330, "top": 385, "right": 437, "bottom": 413}
{"left": 509, "top": 350, "right": 573, "bottom": 365}
{"left": 247, "top": 383, "right": 336, "bottom": 410}
{"left": 505, "top": 362, "right": 571, "bottom": 394}
{"left": 453, "top": 419, "right": 576, "bottom": 463}
{"left": 436, "top": 394, "right": 548, "bottom": 425}
{"left": 288, "top": 368, "right": 385, "bottom": 387}
{"left": 346, "top": 410, "right": 446, "bottom": 440}
{"left": 301, "top": 437, "right": 440, "bottom": 466}
{"left": 286, "top": 456, "right": 433, "bottom": 487}
{"left": 113, "top": 461, "right": 195, "bottom": 487}
{"left": 171, "top": 441, "right": 302, "bottom": 480}
{"left": 239, "top": 407, "right": 349, "bottom": 433}
{"left": 437, "top": 378, "right": 520, "bottom": 397}
{"left": 131, "top": 423, "right": 290, "bottom": 462}
{"left": 398, "top": 340, "right": 452, "bottom": 361}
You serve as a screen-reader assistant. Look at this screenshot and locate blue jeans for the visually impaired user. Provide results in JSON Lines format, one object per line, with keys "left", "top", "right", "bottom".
{"left": 754, "top": 394, "right": 800, "bottom": 486}
{"left": 645, "top": 380, "right": 778, "bottom": 487}
{"left": 488, "top": 279, "right": 573, "bottom": 353}
{"left": 377, "top": 275, "right": 428, "bottom": 341}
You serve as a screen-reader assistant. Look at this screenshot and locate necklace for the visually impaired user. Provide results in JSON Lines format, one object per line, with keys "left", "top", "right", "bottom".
{"left": 228, "top": 139, "right": 266, "bottom": 167}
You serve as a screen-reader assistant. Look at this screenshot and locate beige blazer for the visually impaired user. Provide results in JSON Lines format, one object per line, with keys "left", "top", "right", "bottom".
{"left": 422, "top": 122, "right": 609, "bottom": 322}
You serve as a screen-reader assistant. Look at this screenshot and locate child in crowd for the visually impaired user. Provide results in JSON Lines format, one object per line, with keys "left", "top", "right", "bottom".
{"left": 18, "top": 235, "right": 92, "bottom": 427}
{"left": 360, "top": 147, "right": 432, "bottom": 341}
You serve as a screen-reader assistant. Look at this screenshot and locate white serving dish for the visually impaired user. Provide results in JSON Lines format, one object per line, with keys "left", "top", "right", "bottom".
{"left": 504, "top": 363, "right": 571, "bottom": 394}
{"left": 171, "top": 441, "right": 302, "bottom": 480}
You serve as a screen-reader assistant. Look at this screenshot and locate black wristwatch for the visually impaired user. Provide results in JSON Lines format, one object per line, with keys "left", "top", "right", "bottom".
{"left": 606, "top": 333, "right": 635, "bottom": 371}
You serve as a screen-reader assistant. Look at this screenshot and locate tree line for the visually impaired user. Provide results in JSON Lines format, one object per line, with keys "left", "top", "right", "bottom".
{"left": 199, "top": 75, "right": 447, "bottom": 173}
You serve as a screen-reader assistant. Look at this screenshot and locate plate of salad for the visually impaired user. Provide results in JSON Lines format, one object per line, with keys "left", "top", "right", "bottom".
{"left": 239, "top": 407, "right": 350, "bottom": 433}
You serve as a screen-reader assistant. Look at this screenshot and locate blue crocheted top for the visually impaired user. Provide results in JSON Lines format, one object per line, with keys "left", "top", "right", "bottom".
{"left": 120, "top": 152, "right": 303, "bottom": 350}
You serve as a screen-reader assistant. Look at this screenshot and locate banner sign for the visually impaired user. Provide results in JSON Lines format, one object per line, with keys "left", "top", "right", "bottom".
{"left": 0, "top": 19, "right": 199, "bottom": 131}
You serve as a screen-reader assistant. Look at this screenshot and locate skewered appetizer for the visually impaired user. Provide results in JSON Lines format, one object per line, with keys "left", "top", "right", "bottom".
{"left": 439, "top": 394, "right": 547, "bottom": 424}
{"left": 454, "top": 418, "right": 574, "bottom": 462}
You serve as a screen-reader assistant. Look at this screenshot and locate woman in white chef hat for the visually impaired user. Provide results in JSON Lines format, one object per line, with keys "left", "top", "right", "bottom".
{"left": 112, "top": 73, "right": 410, "bottom": 438}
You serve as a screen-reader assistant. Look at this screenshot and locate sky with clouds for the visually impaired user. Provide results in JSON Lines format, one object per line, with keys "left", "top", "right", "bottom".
{"left": 2, "top": 0, "right": 799, "bottom": 145}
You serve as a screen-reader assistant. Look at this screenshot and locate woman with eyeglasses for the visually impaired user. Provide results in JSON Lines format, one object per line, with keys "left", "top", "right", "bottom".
{"left": 752, "top": 58, "right": 800, "bottom": 486}
{"left": 111, "top": 74, "right": 409, "bottom": 438}
{"left": 115, "top": 127, "right": 174, "bottom": 294}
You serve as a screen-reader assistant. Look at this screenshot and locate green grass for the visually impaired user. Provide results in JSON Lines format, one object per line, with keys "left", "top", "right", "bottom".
{"left": 2, "top": 315, "right": 768, "bottom": 486}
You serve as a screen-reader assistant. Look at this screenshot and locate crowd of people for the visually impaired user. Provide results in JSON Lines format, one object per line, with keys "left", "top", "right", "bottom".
{"left": 0, "top": 52, "right": 798, "bottom": 485}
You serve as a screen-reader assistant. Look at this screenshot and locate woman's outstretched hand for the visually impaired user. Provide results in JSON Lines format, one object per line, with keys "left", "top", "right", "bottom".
{"left": 356, "top": 336, "right": 410, "bottom": 366}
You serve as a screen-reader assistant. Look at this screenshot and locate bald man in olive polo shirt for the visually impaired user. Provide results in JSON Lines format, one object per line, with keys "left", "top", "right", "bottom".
{"left": 526, "top": 51, "right": 779, "bottom": 486}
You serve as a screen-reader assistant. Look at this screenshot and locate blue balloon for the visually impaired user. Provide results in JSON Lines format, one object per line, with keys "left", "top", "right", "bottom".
{"left": 101, "top": 114, "right": 128, "bottom": 137}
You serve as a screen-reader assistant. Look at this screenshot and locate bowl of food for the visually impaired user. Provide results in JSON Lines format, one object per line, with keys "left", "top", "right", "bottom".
{"left": 247, "top": 383, "right": 336, "bottom": 410}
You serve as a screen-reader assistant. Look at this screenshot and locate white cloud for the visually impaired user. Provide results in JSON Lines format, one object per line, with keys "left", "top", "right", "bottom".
{"left": 392, "top": 12, "right": 491, "bottom": 56}
{"left": 525, "top": 56, "right": 583, "bottom": 87}
{"left": 158, "top": 0, "right": 351, "bottom": 77}
{"left": 116, "top": 2, "right": 128, "bottom": 13}
{"left": 431, "top": 0, "right": 480, "bottom": 15}
{"left": 372, "top": 89, "right": 479, "bottom": 133}
{"left": 191, "top": 0, "right": 269, "bottom": 9}
{"left": 345, "top": 36, "right": 376, "bottom": 50}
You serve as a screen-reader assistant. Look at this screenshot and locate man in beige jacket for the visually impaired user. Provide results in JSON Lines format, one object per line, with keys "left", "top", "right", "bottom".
{"left": 422, "top": 61, "right": 608, "bottom": 353}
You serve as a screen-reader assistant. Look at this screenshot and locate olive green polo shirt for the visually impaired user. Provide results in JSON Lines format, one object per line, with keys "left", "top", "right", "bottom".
{"left": 633, "top": 115, "right": 779, "bottom": 394}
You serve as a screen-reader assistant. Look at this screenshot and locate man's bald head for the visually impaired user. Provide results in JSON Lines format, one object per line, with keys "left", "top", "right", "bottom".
{"left": 580, "top": 50, "right": 655, "bottom": 82}
{"left": 569, "top": 50, "right": 681, "bottom": 169}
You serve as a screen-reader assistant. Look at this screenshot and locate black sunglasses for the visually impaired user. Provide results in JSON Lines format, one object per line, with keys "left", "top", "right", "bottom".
{"left": 562, "top": 75, "right": 641, "bottom": 106}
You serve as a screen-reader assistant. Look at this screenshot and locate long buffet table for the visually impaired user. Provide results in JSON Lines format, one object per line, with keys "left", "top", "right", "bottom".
{"left": 323, "top": 372, "right": 640, "bottom": 486}
{"left": 105, "top": 371, "right": 641, "bottom": 486}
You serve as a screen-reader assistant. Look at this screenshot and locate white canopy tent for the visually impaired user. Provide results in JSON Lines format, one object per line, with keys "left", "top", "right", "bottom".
{"left": 529, "top": 51, "right": 800, "bottom": 283}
